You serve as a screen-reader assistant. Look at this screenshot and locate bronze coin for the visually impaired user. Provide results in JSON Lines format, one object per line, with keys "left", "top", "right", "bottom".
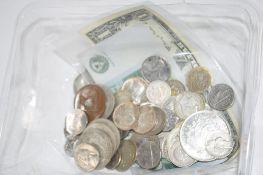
{"left": 74, "top": 84, "right": 106, "bottom": 122}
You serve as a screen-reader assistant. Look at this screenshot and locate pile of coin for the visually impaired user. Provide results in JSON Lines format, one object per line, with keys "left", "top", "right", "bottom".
{"left": 63, "top": 55, "right": 238, "bottom": 172}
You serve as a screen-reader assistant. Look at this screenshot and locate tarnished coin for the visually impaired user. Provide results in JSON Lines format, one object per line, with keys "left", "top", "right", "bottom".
{"left": 133, "top": 105, "right": 156, "bottom": 134}
{"left": 172, "top": 92, "right": 205, "bottom": 119}
{"left": 122, "top": 77, "right": 148, "bottom": 105}
{"left": 113, "top": 102, "right": 139, "bottom": 131}
{"left": 146, "top": 80, "right": 171, "bottom": 105}
{"left": 180, "top": 111, "right": 231, "bottom": 161}
{"left": 136, "top": 140, "right": 161, "bottom": 169}
{"left": 167, "top": 79, "right": 185, "bottom": 96}
{"left": 101, "top": 86, "right": 115, "bottom": 118}
{"left": 163, "top": 109, "right": 177, "bottom": 132}
{"left": 106, "top": 150, "right": 122, "bottom": 170}
{"left": 74, "top": 84, "right": 106, "bottom": 122}
{"left": 114, "top": 90, "right": 132, "bottom": 107}
{"left": 186, "top": 66, "right": 212, "bottom": 93}
{"left": 205, "top": 132, "right": 234, "bottom": 159}
{"left": 64, "top": 109, "right": 88, "bottom": 140}
{"left": 141, "top": 55, "right": 171, "bottom": 82}
{"left": 116, "top": 140, "right": 137, "bottom": 171}
{"left": 208, "top": 84, "right": 235, "bottom": 111}
{"left": 146, "top": 107, "right": 166, "bottom": 135}
{"left": 73, "top": 143, "right": 100, "bottom": 172}
{"left": 64, "top": 139, "right": 78, "bottom": 157}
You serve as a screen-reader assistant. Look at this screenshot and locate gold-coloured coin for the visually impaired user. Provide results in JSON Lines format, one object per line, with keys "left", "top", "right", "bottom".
{"left": 186, "top": 66, "right": 212, "bottom": 93}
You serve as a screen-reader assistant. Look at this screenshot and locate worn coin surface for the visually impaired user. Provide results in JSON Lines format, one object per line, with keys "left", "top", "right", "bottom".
{"left": 163, "top": 109, "right": 177, "bottom": 132}
{"left": 141, "top": 55, "right": 171, "bottom": 82}
{"left": 116, "top": 140, "right": 137, "bottom": 171}
{"left": 205, "top": 132, "right": 234, "bottom": 159}
{"left": 208, "top": 84, "right": 235, "bottom": 111}
{"left": 122, "top": 77, "right": 148, "bottom": 105}
{"left": 106, "top": 150, "right": 122, "bottom": 170}
{"left": 180, "top": 111, "right": 231, "bottom": 161}
{"left": 136, "top": 140, "right": 161, "bottom": 169}
{"left": 134, "top": 105, "right": 156, "bottom": 134}
{"left": 101, "top": 86, "right": 115, "bottom": 118}
{"left": 146, "top": 80, "right": 171, "bottom": 105}
{"left": 113, "top": 102, "right": 139, "bottom": 131}
{"left": 73, "top": 143, "right": 100, "bottom": 172}
{"left": 174, "top": 92, "right": 205, "bottom": 119}
{"left": 64, "top": 109, "right": 88, "bottom": 140}
{"left": 114, "top": 90, "right": 132, "bottom": 107}
{"left": 146, "top": 107, "right": 166, "bottom": 135}
{"left": 74, "top": 84, "right": 106, "bottom": 122}
{"left": 186, "top": 66, "right": 212, "bottom": 93}
{"left": 167, "top": 79, "right": 185, "bottom": 96}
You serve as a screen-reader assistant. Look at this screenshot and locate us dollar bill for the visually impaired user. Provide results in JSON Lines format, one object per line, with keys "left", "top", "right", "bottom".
{"left": 79, "top": 5, "right": 199, "bottom": 91}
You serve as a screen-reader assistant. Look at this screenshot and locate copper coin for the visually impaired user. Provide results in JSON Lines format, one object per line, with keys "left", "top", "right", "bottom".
{"left": 74, "top": 84, "right": 106, "bottom": 122}
{"left": 186, "top": 66, "right": 212, "bottom": 93}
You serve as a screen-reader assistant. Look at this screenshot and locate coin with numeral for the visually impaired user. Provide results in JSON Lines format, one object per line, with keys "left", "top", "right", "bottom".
{"left": 141, "top": 55, "right": 171, "bottom": 82}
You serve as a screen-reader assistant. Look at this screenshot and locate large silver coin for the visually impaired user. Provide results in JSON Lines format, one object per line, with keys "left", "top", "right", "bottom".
{"left": 136, "top": 140, "right": 161, "bottom": 169}
{"left": 205, "top": 132, "right": 234, "bottom": 159}
{"left": 180, "top": 111, "right": 231, "bottom": 161}
{"left": 208, "top": 84, "right": 235, "bottom": 111}
{"left": 163, "top": 109, "right": 177, "bottom": 132}
{"left": 141, "top": 55, "right": 171, "bottom": 82}
{"left": 167, "top": 79, "right": 185, "bottom": 96}
{"left": 146, "top": 80, "right": 171, "bottom": 105}
{"left": 166, "top": 92, "right": 205, "bottom": 119}
{"left": 101, "top": 86, "right": 115, "bottom": 118}
{"left": 73, "top": 143, "right": 100, "bottom": 172}
{"left": 122, "top": 77, "right": 148, "bottom": 105}
{"left": 64, "top": 109, "right": 88, "bottom": 140}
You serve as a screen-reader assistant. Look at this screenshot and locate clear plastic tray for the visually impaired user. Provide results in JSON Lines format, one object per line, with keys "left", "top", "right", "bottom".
{"left": 0, "top": 0, "right": 262, "bottom": 175}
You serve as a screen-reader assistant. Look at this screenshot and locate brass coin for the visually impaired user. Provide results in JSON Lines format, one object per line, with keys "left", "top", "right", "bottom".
{"left": 116, "top": 140, "right": 137, "bottom": 171}
{"left": 113, "top": 102, "right": 139, "bottom": 131}
{"left": 186, "top": 66, "right": 212, "bottom": 93}
{"left": 74, "top": 84, "right": 106, "bottom": 122}
{"left": 167, "top": 79, "right": 185, "bottom": 96}
{"left": 106, "top": 150, "right": 122, "bottom": 170}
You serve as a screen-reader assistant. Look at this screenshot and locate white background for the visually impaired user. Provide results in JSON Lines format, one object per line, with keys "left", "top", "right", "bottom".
{"left": 0, "top": 0, "right": 262, "bottom": 175}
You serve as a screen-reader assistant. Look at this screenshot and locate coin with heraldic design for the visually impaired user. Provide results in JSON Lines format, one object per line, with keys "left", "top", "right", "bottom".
{"left": 74, "top": 84, "right": 106, "bottom": 122}
{"left": 208, "top": 84, "right": 235, "bottom": 111}
{"left": 167, "top": 79, "right": 185, "bottom": 96}
{"left": 122, "top": 77, "right": 148, "bottom": 105}
{"left": 180, "top": 110, "right": 232, "bottom": 161}
{"left": 146, "top": 80, "right": 171, "bottom": 105}
{"left": 186, "top": 66, "right": 212, "bottom": 93}
{"left": 113, "top": 102, "right": 139, "bottom": 131}
{"left": 141, "top": 55, "right": 171, "bottom": 82}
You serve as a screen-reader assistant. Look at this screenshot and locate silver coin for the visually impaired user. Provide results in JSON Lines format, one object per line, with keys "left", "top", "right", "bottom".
{"left": 180, "top": 110, "right": 231, "bottom": 161}
{"left": 205, "top": 132, "right": 234, "bottom": 159}
{"left": 141, "top": 55, "right": 171, "bottom": 82}
{"left": 114, "top": 90, "right": 132, "bottom": 107}
{"left": 146, "top": 80, "right": 171, "bottom": 105}
{"left": 64, "top": 139, "right": 78, "bottom": 157}
{"left": 167, "top": 79, "right": 185, "bottom": 96}
{"left": 136, "top": 140, "right": 161, "bottom": 169}
{"left": 73, "top": 143, "right": 100, "bottom": 172}
{"left": 100, "top": 86, "right": 115, "bottom": 118}
{"left": 208, "top": 84, "right": 235, "bottom": 111}
{"left": 122, "top": 77, "right": 148, "bottom": 105}
{"left": 163, "top": 109, "right": 177, "bottom": 132}
{"left": 158, "top": 132, "right": 169, "bottom": 160}
{"left": 73, "top": 71, "right": 94, "bottom": 93}
{"left": 64, "top": 109, "right": 88, "bottom": 140}
{"left": 173, "top": 92, "right": 205, "bottom": 119}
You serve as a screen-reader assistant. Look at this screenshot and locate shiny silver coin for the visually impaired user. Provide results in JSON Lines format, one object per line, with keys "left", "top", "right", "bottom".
{"left": 122, "top": 77, "right": 148, "bottom": 104}
{"left": 163, "top": 109, "right": 177, "bottom": 132}
{"left": 101, "top": 86, "right": 115, "bottom": 118}
{"left": 136, "top": 140, "right": 161, "bottom": 169}
{"left": 208, "top": 84, "right": 235, "bottom": 111}
{"left": 167, "top": 79, "right": 185, "bottom": 96}
{"left": 146, "top": 80, "right": 171, "bottom": 105}
{"left": 180, "top": 111, "right": 231, "bottom": 161}
{"left": 64, "top": 139, "right": 78, "bottom": 157}
{"left": 64, "top": 109, "right": 88, "bottom": 140}
{"left": 73, "top": 143, "right": 100, "bottom": 172}
{"left": 141, "top": 55, "right": 171, "bottom": 82}
{"left": 205, "top": 132, "right": 234, "bottom": 159}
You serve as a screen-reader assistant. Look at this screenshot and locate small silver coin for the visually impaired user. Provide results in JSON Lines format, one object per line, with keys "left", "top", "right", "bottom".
{"left": 180, "top": 111, "right": 232, "bottom": 161}
{"left": 146, "top": 80, "right": 171, "bottom": 105}
{"left": 136, "top": 140, "right": 161, "bottom": 169}
{"left": 64, "top": 109, "right": 88, "bottom": 140}
{"left": 73, "top": 71, "right": 94, "bottom": 93}
{"left": 163, "top": 109, "right": 177, "bottom": 132}
{"left": 208, "top": 84, "right": 235, "bottom": 111}
{"left": 141, "top": 55, "right": 171, "bottom": 82}
{"left": 101, "top": 86, "right": 115, "bottom": 118}
{"left": 122, "top": 77, "right": 148, "bottom": 105}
